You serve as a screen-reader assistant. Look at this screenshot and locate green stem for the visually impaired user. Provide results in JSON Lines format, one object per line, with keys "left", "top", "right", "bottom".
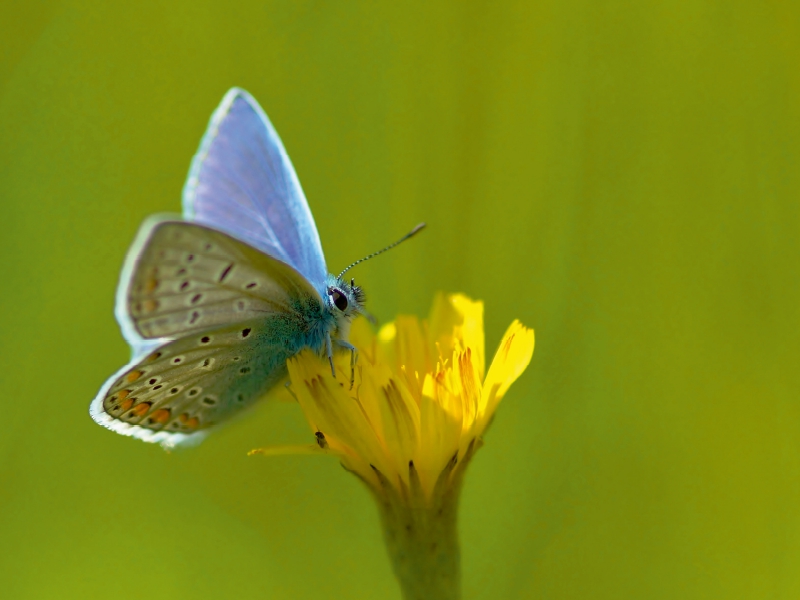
{"left": 363, "top": 440, "right": 480, "bottom": 600}
{"left": 378, "top": 498, "right": 461, "bottom": 600}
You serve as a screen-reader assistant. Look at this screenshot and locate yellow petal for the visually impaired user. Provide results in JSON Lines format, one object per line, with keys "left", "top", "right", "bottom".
{"left": 416, "top": 386, "right": 463, "bottom": 492}
{"left": 428, "top": 293, "right": 485, "bottom": 379}
{"left": 349, "top": 317, "right": 378, "bottom": 364}
{"left": 391, "top": 315, "right": 430, "bottom": 377}
{"left": 248, "top": 444, "right": 327, "bottom": 456}
{"left": 478, "top": 320, "right": 535, "bottom": 428}
{"left": 456, "top": 348, "right": 482, "bottom": 429}
{"left": 381, "top": 379, "right": 421, "bottom": 479}
{"left": 378, "top": 322, "right": 396, "bottom": 342}
{"left": 287, "top": 352, "right": 392, "bottom": 476}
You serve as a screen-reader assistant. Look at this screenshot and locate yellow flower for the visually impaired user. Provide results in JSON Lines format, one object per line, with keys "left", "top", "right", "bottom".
{"left": 252, "top": 293, "right": 534, "bottom": 599}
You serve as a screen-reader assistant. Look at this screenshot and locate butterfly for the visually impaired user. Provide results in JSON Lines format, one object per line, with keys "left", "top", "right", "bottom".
{"left": 90, "top": 88, "right": 423, "bottom": 449}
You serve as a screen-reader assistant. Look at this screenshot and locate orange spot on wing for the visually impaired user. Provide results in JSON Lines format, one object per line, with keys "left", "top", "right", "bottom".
{"left": 143, "top": 299, "right": 159, "bottom": 312}
{"left": 179, "top": 413, "right": 199, "bottom": 428}
{"left": 132, "top": 402, "right": 152, "bottom": 417}
{"left": 126, "top": 370, "right": 143, "bottom": 382}
{"left": 119, "top": 397, "right": 135, "bottom": 412}
{"left": 117, "top": 389, "right": 130, "bottom": 400}
{"left": 146, "top": 351, "right": 161, "bottom": 362}
{"left": 145, "top": 279, "right": 158, "bottom": 292}
{"left": 151, "top": 409, "right": 171, "bottom": 423}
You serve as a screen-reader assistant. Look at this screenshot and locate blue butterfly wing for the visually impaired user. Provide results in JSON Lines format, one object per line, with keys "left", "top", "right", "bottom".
{"left": 182, "top": 88, "right": 328, "bottom": 291}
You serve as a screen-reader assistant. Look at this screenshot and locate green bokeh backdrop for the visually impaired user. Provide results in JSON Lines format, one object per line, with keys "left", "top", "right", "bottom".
{"left": 2, "top": 2, "right": 800, "bottom": 598}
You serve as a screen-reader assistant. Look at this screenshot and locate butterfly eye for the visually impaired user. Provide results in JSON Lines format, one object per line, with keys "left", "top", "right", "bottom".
{"left": 331, "top": 289, "right": 348, "bottom": 311}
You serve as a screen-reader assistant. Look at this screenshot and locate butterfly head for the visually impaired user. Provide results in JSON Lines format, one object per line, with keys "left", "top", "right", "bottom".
{"left": 326, "top": 275, "right": 366, "bottom": 321}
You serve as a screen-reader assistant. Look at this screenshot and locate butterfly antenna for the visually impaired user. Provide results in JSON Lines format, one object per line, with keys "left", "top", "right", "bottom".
{"left": 337, "top": 223, "right": 426, "bottom": 279}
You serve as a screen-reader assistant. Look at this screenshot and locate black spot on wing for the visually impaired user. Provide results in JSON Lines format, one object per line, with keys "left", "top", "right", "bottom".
{"left": 219, "top": 263, "right": 234, "bottom": 282}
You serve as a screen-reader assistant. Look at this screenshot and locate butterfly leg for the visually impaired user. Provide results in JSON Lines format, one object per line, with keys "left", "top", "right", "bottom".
{"left": 325, "top": 332, "right": 336, "bottom": 377}
{"left": 335, "top": 340, "right": 358, "bottom": 389}
{"left": 284, "top": 380, "right": 299, "bottom": 402}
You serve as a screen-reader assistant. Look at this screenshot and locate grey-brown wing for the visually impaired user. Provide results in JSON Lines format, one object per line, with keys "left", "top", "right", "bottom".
{"left": 117, "top": 218, "right": 322, "bottom": 344}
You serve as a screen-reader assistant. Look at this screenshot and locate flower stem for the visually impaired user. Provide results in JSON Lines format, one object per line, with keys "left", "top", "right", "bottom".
{"left": 378, "top": 497, "right": 461, "bottom": 600}
{"left": 361, "top": 441, "right": 480, "bottom": 600}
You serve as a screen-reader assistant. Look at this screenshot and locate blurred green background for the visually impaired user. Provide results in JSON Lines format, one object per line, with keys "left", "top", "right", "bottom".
{"left": 2, "top": 1, "right": 799, "bottom": 598}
